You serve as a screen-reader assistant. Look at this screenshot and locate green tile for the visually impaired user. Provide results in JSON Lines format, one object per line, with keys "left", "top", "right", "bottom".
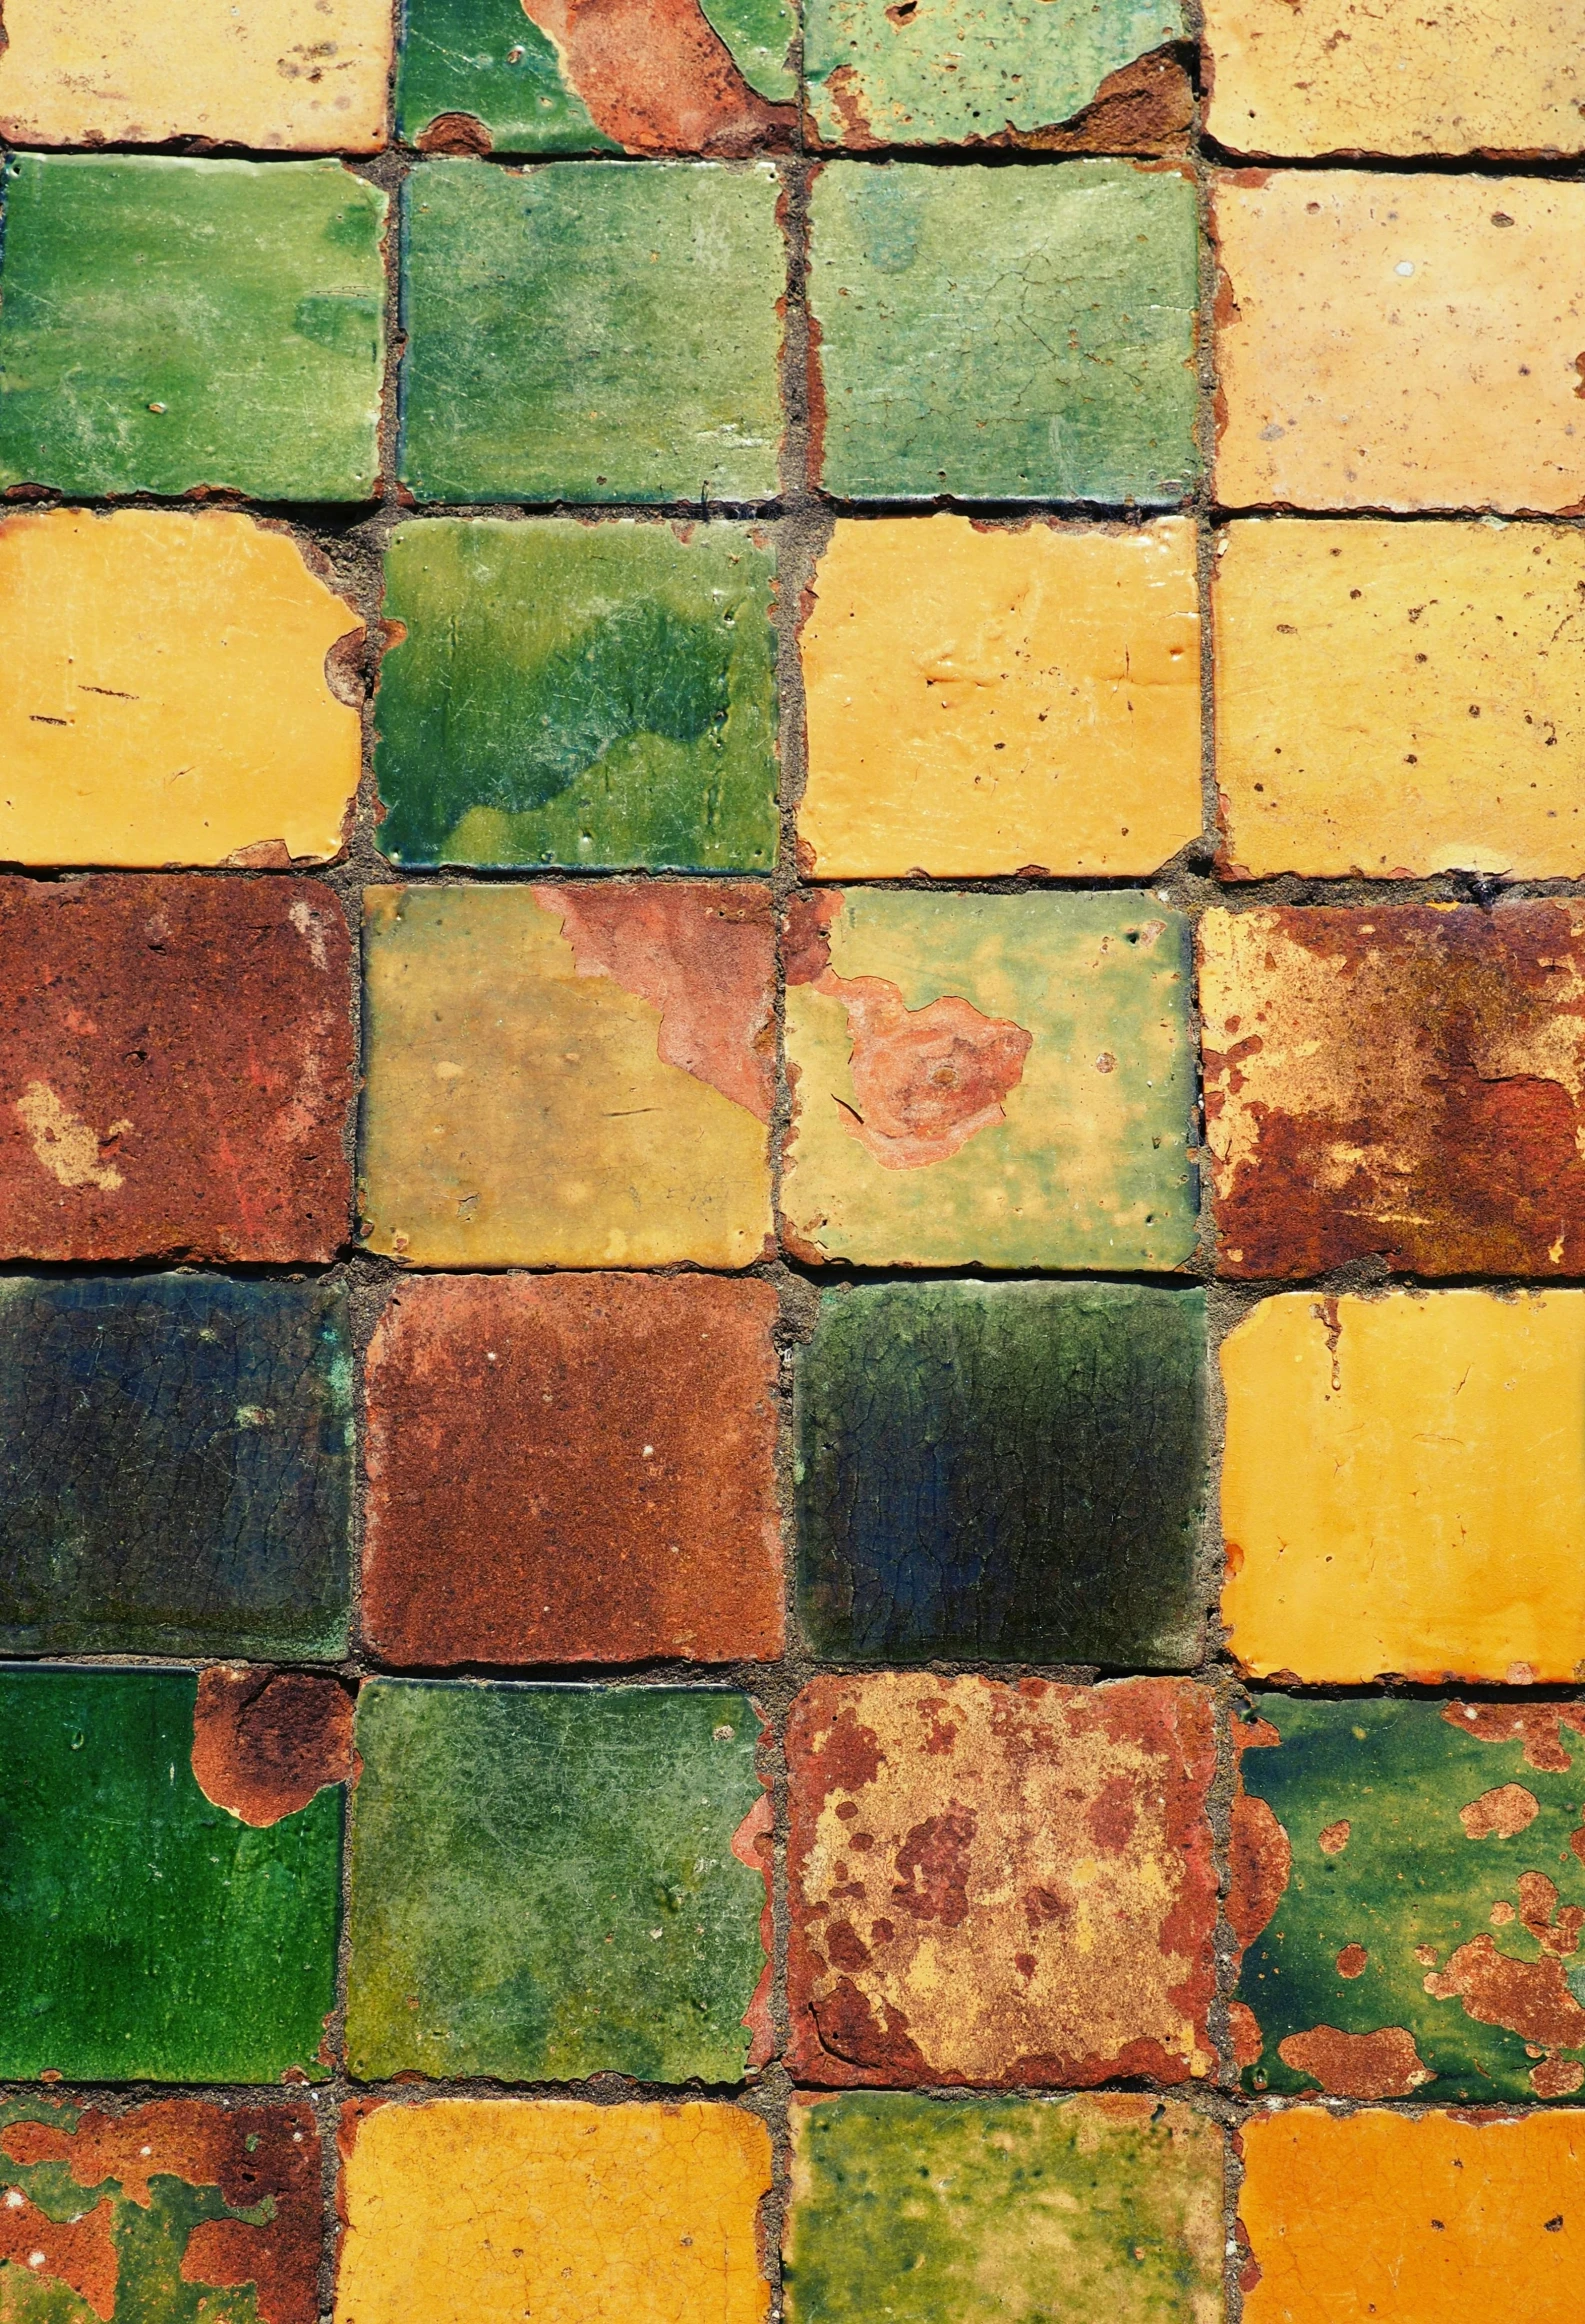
{"left": 809, "top": 161, "right": 1199, "bottom": 502}
{"left": 0, "top": 156, "right": 386, "bottom": 502}
{"left": 375, "top": 517, "right": 779, "bottom": 869}
{"left": 396, "top": 0, "right": 619, "bottom": 152}
{"left": 399, "top": 159, "right": 784, "bottom": 504}
{"left": 345, "top": 1680, "right": 771, "bottom": 2084}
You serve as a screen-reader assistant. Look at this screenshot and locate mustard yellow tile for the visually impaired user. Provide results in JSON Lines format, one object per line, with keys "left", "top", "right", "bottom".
{"left": 798, "top": 516, "right": 1202, "bottom": 879}
{"left": 1216, "top": 520, "right": 1585, "bottom": 878}
{"left": 1221, "top": 1290, "right": 1585, "bottom": 1683}
{"left": 0, "top": 510, "right": 362, "bottom": 868}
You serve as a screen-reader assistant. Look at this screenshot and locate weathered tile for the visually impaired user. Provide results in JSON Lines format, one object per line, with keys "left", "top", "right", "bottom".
{"left": 345, "top": 1680, "right": 772, "bottom": 2084}
{"left": 335, "top": 2097, "right": 772, "bottom": 2324}
{"left": 0, "top": 157, "right": 386, "bottom": 503}
{"left": 786, "top": 1673, "right": 1218, "bottom": 2087}
{"left": 374, "top": 518, "right": 778, "bottom": 871}
{"left": 0, "top": 875, "right": 353, "bottom": 1264}
{"left": 808, "top": 163, "right": 1199, "bottom": 503}
{"left": 1214, "top": 519, "right": 1585, "bottom": 880}
{"left": 1231, "top": 1695, "right": 1585, "bottom": 2102}
{"left": 781, "top": 888, "right": 1196, "bottom": 1270}
{"left": 1200, "top": 903, "right": 1585, "bottom": 1278}
{"left": 0, "top": 2093, "right": 322, "bottom": 2324}
{"left": 786, "top": 2092, "right": 1222, "bottom": 2324}
{"left": 1222, "top": 1291, "right": 1585, "bottom": 1685}
{"left": 0, "top": 509, "right": 363, "bottom": 870}
{"left": 0, "top": 1665, "right": 347, "bottom": 2083}
{"left": 1213, "top": 172, "right": 1585, "bottom": 513}
{"left": 359, "top": 881, "right": 773, "bottom": 1269}
{"left": 0, "top": 1275, "right": 353, "bottom": 1661}
{"left": 798, "top": 515, "right": 1201, "bottom": 879}
{"left": 795, "top": 1281, "right": 1206, "bottom": 1666}
{"left": 399, "top": 160, "right": 783, "bottom": 504}
{"left": 364, "top": 1273, "right": 782, "bottom": 1666}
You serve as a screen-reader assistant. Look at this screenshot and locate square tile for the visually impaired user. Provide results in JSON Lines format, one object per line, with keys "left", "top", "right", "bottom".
{"left": 0, "top": 156, "right": 386, "bottom": 502}
{"left": 359, "top": 881, "right": 774, "bottom": 1269}
{"left": 787, "top": 1673, "right": 1218, "bottom": 2087}
{"left": 1231, "top": 1695, "right": 1585, "bottom": 2102}
{"left": 808, "top": 162, "right": 1199, "bottom": 503}
{"left": 794, "top": 1281, "right": 1205, "bottom": 1665}
{"left": 399, "top": 159, "right": 784, "bottom": 504}
{"left": 374, "top": 518, "right": 779, "bottom": 871}
{"left": 363, "top": 1272, "right": 782, "bottom": 1666}
{"left": 0, "top": 874, "right": 354, "bottom": 1265}
{"left": 345, "top": 1681, "right": 772, "bottom": 2084}
{"left": 798, "top": 515, "right": 1201, "bottom": 879}
{"left": 0, "top": 1274, "right": 353, "bottom": 1661}
{"left": 0, "top": 1666, "right": 347, "bottom": 2083}
{"left": 781, "top": 888, "right": 1196, "bottom": 1269}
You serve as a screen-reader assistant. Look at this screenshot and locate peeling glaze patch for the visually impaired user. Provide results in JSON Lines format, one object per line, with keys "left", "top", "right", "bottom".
{"left": 786, "top": 1673, "right": 1218, "bottom": 2088}
{"left": 191, "top": 1668, "right": 354, "bottom": 1827}
{"left": 1199, "top": 903, "right": 1585, "bottom": 1278}
{"left": 1233, "top": 1695, "right": 1585, "bottom": 2103}
{"left": 0, "top": 2094, "right": 322, "bottom": 2324}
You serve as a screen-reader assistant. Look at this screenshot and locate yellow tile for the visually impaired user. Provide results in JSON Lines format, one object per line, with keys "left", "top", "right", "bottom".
{"left": 1215, "top": 520, "right": 1585, "bottom": 878}
{"left": 335, "top": 2097, "right": 772, "bottom": 2324}
{"left": 0, "top": 509, "right": 362, "bottom": 868}
{"left": 798, "top": 515, "right": 1201, "bottom": 879}
{"left": 1221, "top": 1290, "right": 1585, "bottom": 1683}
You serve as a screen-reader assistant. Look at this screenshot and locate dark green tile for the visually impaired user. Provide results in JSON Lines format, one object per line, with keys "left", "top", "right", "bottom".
{"left": 396, "top": 0, "right": 619, "bottom": 153}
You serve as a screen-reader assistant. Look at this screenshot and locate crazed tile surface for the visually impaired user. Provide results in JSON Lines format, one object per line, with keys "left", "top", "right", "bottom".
{"left": 1213, "top": 172, "right": 1585, "bottom": 514}
{"left": 0, "top": 874, "right": 353, "bottom": 1265}
{"left": 363, "top": 1272, "right": 782, "bottom": 1666}
{"left": 0, "top": 157, "right": 386, "bottom": 502}
{"left": 1214, "top": 519, "right": 1585, "bottom": 879}
{"left": 809, "top": 163, "right": 1199, "bottom": 503}
{"left": 785, "top": 2091, "right": 1222, "bottom": 2324}
{"left": 1231, "top": 1695, "right": 1585, "bottom": 2103}
{"left": 794, "top": 1281, "right": 1206, "bottom": 1667}
{"left": 0, "top": 1275, "right": 353, "bottom": 1661}
{"left": 0, "top": 509, "right": 363, "bottom": 870}
{"left": 798, "top": 516, "right": 1201, "bottom": 879}
{"left": 786, "top": 1673, "right": 1218, "bottom": 2087}
{"left": 781, "top": 888, "right": 1196, "bottom": 1270}
{"left": 360, "top": 881, "right": 773, "bottom": 1268}
{"left": 374, "top": 518, "right": 778, "bottom": 871}
{"left": 1199, "top": 902, "right": 1585, "bottom": 1278}
{"left": 335, "top": 2098, "right": 772, "bottom": 2324}
{"left": 399, "top": 159, "right": 783, "bottom": 503}
{"left": 345, "top": 1680, "right": 772, "bottom": 2084}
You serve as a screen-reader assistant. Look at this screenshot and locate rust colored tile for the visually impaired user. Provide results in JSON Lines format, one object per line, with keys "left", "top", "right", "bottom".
{"left": 363, "top": 1272, "right": 783, "bottom": 1667}
{"left": 786, "top": 1672, "right": 1218, "bottom": 2089}
{"left": 0, "top": 874, "right": 352, "bottom": 1264}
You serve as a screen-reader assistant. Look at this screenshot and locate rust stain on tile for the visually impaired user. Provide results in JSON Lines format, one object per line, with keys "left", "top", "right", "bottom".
{"left": 520, "top": 0, "right": 797, "bottom": 152}
{"left": 191, "top": 1667, "right": 355, "bottom": 1827}
{"left": 1274, "top": 2022, "right": 1432, "bottom": 2097}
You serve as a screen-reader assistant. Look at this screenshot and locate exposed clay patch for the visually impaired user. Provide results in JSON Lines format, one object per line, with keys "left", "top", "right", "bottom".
{"left": 0, "top": 2189, "right": 115, "bottom": 2320}
{"left": 1276, "top": 2023, "right": 1433, "bottom": 2098}
{"left": 1444, "top": 1701, "right": 1585, "bottom": 1771}
{"left": 1019, "top": 50, "right": 1193, "bottom": 153}
{"left": 191, "top": 1667, "right": 353, "bottom": 1827}
{"left": 1460, "top": 1783, "right": 1540, "bottom": 1839}
{"left": 1318, "top": 1819, "right": 1351, "bottom": 1855}
{"left": 733, "top": 1787, "right": 777, "bottom": 2070}
{"left": 1425, "top": 1934, "right": 1585, "bottom": 2049}
{"left": 1229, "top": 1793, "right": 1291, "bottom": 1947}
{"left": 520, "top": 0, "right": 796, "bottom": 153}
{"left": 416, "top": 110, "right": 494, "bottom": 153}
{"left": 1336, "top": 1944, "right": 1368, "bottom": 1979}
{"left": 1518, "top": 1870, "right": 1584, "bottom": 1958}
{"left": 1532, "top": 2055, "right": 1585, "bottom": 2096}
{"left": 1229, "top": 1999, "right": 1264, "bottom": 2068}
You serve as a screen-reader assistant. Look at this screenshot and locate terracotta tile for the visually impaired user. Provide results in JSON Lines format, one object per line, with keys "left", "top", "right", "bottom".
{"left": 374, "top": 518, "right": 778, "bottom": 871}
{"left": 335, "top": 2097, "right": 771, "bottom": 2324}
{"left": 795, "top": 1281, "right": 1205, "bottom": 1666}
{"left": 0, "top": 157, "right": 386, "bottom": 502}
{"left": 809, "top": 163, "right": 1200, "bottom": 503}
{"left": 363, "top": 1273, "right": 782, "bottom": 1667}
{"left": 0, "top": 874, "right": 353, "bottom": 1264}
{"left": 798, "top": 516, "right": 1201, "bottom": 879}
{"left": 1213, "top": 171, "right": 1585, "bottom": 513}
{"left": 781, "top": 888, "right": 1196, "bottom": 1270}
{"left": 1222, "top": 1290, "right": 1585, "bottom": 1685}
{"left": 344, "top": 1680, "right": 772, "bottom": 2083}
{"left": 1199, "top": 902, "right": 1585, "bottom": 1278}
{"left": 359, "top": 881, "right": 774, "bottom": 1269}
{"left": 786, "top": 1672, "right": 1218, "bottom": 2088}
{"left": 1231, "top": 1695, "right": 1585, "bottom": 2103}
{"left": 399, "top": 160, "right": 784, "bottom": 503}
{"left": 1214, "top": 519, "right": 1585, "bottom": 879}
{"left": 786, "top": 2092, "right": 1222, "bottom": 2324}
{"left": 0, "top": 509, "right": 362, "bottom": 870}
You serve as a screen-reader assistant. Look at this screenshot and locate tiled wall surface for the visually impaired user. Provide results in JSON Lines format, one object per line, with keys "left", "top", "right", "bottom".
{"left": 2, "top": 3, "right": 1584, "bottom": 2318}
